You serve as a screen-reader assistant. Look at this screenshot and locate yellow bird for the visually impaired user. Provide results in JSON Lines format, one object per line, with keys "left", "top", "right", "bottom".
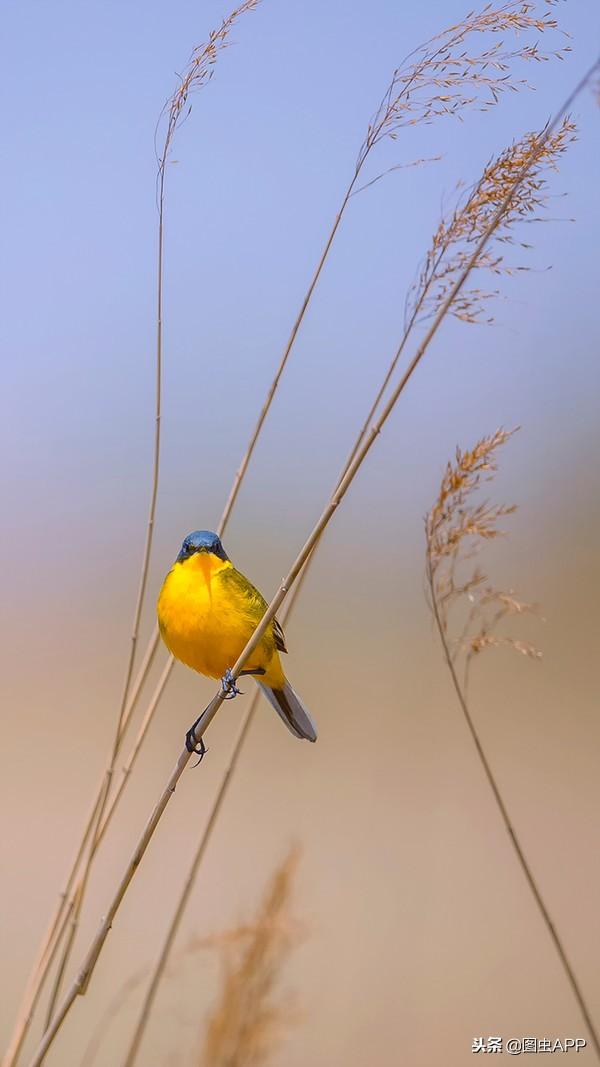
{"left": 157, "top": 530, "right": 317, "bottom": 746}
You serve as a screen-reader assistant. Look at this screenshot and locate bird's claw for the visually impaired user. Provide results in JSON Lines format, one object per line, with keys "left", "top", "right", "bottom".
{"left": 185, "top": 722, "right": 207, "bottom": 767}
{"left": 221, "top": 668, "right": 242, "bottom": 699}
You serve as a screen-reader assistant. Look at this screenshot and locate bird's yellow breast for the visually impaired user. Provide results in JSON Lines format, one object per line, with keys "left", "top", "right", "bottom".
{"left": 157, "top": 553, "right": 280, "bottom": 683}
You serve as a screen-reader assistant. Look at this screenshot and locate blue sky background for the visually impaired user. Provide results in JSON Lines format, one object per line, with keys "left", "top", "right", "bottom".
{"left": 2, "top": 0, "right": 599, "bottom": 589}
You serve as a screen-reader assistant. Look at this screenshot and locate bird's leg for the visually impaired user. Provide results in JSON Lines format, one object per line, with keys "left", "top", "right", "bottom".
{"left": 185, "top": 666, "right": 268, "bottom": 765}
{"left": 221, "top": 668, "right": 242, "bottom": 699}
{"left": 221, "top": 665, "right": 266, "bottom": 698}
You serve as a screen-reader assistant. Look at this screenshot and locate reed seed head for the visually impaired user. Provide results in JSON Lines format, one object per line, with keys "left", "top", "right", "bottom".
{"left": 358, "top": 0, "right": 570, "bottom": 168}
{"left": 407, "top": 116, "right": 576, "bottom": 328}
{"left": 426, "top": 429, "right": 542, "bottom": 672}
{"left": 158, "top": 0, "right": 260, "bottom": 173}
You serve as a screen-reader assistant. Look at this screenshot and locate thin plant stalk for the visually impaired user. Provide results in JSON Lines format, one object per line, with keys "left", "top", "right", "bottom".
{"left": 122, "top": 559, "right": 316, "bottom": 1066}
{"left": 121, "top": 693, "right": 258, "bottom": 1067}
{"left": 37, "top": 135, "right": 369, "bottom": 1023}
{"left": 44, "top": 94, "right": 360, "bottom": 1014}
{"left": 1, "top": 630, "right": 162, "bottom": 1067}
{"left": 120, "top": 219, "right": 447, "bottom": 1064}
{"left": 216, "top": 176, "right": 358, "bottom": 535}
{"left": 0, "top": 796, "right": 98, "bottom": 1067}
{"left": 40, "top": 652, "right": 174, "bottom": 1026}
{"left": 96, "top": 659, "right": 176, "bottom": 849}
{"left": 2, "top": 9, "right": 263, "bottom": 1063}
{"left": 425, "top": 554, "right": 600, "bottom": 1058}
{"left": 42, "top": 658, "right": 175, "bottom": 1027}
{"left": 40, "top": 72, "right": 174, "bottom": 1028}
{"left": 27, "top": 64, "right": 595, "bottom": 1065}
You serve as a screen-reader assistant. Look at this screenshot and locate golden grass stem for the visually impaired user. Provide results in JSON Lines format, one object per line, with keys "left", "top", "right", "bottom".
{"left": 1, "top": 627, "right": 161, "bottom": 1067}
{"left": 425, "top": 551, "right": 600, "bottom": 1059}
{"left": 118, "top": 209, "right": 442, "bottom": 1065}
{"left": 121, "top": 562, "right": 315, "bottom": 1066}
{"left": 216, "top": 175, "right": 358, "bottom": 536}
{"left": 38, "top": 631, "right": 164, "bottom": 1026}
{"left": 121, "top": 696, "right": 258, "bottom": 1067}
{"left": 44, "top": 62, "right": 177, "bottom": 1018}
{"left": 0, "top": 796, "right": 98, "bottom": 1067}
{"left": 41, "top": 658, "right": 175, "bottom": 1026}
{"left": 1, "top": 8, "right": 259, "bottom": 1064}
{"left": 14, "top": 12, "right": 438, "bottom": 1042}
{"left": 27, "top": 59, "right": 597, "bottom": 1065}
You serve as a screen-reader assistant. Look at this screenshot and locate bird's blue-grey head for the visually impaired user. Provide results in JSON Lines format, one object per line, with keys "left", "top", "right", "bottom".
{"left": 176, "top": 530, "right": 230, "bottom": 563}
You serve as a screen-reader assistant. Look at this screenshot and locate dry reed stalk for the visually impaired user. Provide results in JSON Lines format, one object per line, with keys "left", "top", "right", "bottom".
{"left": 425, "top": 431, "right": 600, "bottom": 1059}
{"left": 26, "top": 57, "right": 596, "bottom": 1066}
{"left": 122, "top": 580, "right": 308, "bottom": 1067}
{"left": 10, "top": 7, "right": 562, "bottom": 1056}
{"left": 0, "top": 644, "right": 155, "bottom": 1067}
{"left": 2, "top": 6, "right": 260, "bottom": 1066}
{"left": 38, "top": 0, "right": 262, "bottom": 1032}
{"left": 42, "top": 659, "right": 176, "bottom": 1030}
{"left": 119, "top": 110, "right": 577, "bottom": 1063}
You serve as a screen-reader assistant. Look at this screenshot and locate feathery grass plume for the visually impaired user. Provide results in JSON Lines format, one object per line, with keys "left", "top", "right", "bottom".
{"left": 157, "top": 0, "right": 260, "bottom": 187}
{"left": 356, "top": 1, "right": 569, "bottom": 175}
{"left": 406, "top": 118, "right": 576, "bottom": 328}
{"left": 425, "top": 427, "right": 542, "bottom": 674}
{"left": 425, "top": 432, "right": 600, "bottom": 1058}
{"left": 199, "top": 849, "right": 301, "bottom": 1067}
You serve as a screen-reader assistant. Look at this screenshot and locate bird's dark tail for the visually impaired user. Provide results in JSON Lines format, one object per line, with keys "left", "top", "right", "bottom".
{"left": 256, "top": 680, "right": 317, "bottom": 742}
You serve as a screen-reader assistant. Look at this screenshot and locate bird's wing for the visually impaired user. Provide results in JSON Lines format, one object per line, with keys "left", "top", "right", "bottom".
{"left": 220, "top": 567, "right": 287, "bottom": 652}
{"left": 272, "top": 616, "right": 288, "bottom": 654}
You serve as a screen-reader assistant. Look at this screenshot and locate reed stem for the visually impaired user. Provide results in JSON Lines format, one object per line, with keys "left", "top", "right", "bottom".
{"left": 426, "top": 554, "right": 600, "bottom": 1059}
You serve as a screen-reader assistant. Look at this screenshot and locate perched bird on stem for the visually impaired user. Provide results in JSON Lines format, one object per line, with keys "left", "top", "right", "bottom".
{"left": 157, "top": 530, "right": 317, "bottom": 749}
